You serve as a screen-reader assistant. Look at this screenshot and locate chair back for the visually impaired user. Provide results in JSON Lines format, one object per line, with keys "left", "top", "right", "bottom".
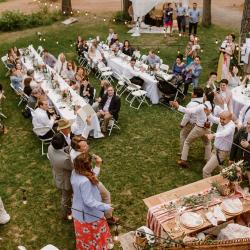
{"left": 1, "top": 55, "right": 9, "bottom": 69}
{"left": 160, "top": 64, "right": 169, "bottom": 72}
{"left": 37, "top": 46, "right": 44, "bottom": 56}
{"left": 33, "top": 126, "right": 52, "bottom": 138}
{"left": 141, "top": 55, "right": 147, "bottom": 63}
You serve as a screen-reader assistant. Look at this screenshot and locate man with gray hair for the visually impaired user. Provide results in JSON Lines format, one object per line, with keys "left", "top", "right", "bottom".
{"left": 203, "top": 111, "right": 235, "bottom": 178}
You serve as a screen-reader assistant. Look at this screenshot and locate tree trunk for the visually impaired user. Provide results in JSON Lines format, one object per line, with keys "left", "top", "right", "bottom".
{"left": 202, "top": 0, "right": 211, "bottom": 27}
{"left": 123, "top": 0, "right": 129, "bottom": 15}
{"left": 62, "top": 0, "right": 72, "bottom": 16}
{"left": 240, "top": 0, "right": 250, "bottom": 44}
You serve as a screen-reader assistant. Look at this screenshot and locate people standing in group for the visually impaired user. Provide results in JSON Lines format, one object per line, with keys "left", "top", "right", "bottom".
{"left": 176, "top": 2, "right": 186, "bottom": 35}
{"left": 203, "top": 111, "right": 235, "bottom": 178}
{"left": 163, "top": 3, "right": 174, "bottom": 36}
{"left": 188, "top": 2, "right": 200, "bottom": 36}
{"left": 172, "top": 89, "right": 215, "bottom": 168}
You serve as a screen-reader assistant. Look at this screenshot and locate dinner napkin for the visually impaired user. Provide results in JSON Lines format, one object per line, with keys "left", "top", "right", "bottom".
{"left": 213, "top": 205, "right": 226, "bottom": 222}
{"left": 205, "top": 211, "right": 217, "bottom": 226}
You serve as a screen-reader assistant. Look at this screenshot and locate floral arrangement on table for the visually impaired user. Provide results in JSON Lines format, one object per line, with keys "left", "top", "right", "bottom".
{"left": 221, "top": 160, "right": 243, "bottom": 183}
{"left": 61, "top": 89, "right": 70, "bottom": 100}
{"left": 51, "top": 80, "right": 60, "bottom": 90}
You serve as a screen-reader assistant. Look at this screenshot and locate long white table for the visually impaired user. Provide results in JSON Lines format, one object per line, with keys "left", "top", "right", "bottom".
{"left": 231, "top": 85, "right": 250, "bottom": 117}
{"left": 22, "top": 45, "right": 103, "bottom": 138}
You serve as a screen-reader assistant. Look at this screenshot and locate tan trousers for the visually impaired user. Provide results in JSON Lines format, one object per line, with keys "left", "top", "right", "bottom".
{"left": 180, "top": 123, "right": 195, "bottom": 153}
{"left": 98, "top": 182, "right": 112, "bottom": 218}
{"left": 181, "top": 125, "right": 212, "bottom": 161}
{"left": 97, "top": 112, "right": 113, "bottom": 133}
{"left": 61, "top": 189, "right": 72, "bottom": 218}
{"left": 203, "top": 149, "right": 229, "bottom": 178}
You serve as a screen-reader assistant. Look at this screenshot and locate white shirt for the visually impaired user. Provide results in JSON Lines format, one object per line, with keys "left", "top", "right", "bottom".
{"left": 180, "top": 97, "right": 203, "bottom": 126}
{"left": 70, "top": 149, "right": 100, "bottom": 176}
{"left": 71, "top": 115, "right": 91, "bottom": 138}
{"left": 208, "top": 115, "right": 235, "bottom": 151}
{"left": 178, "top": 102, "right": 211, "bottom": 127}
{"left": 32, "top": 108, "right": 54, "bottom": 135}
{"left": 103, "top": 96, "right": 112, "bottom": 112}
{"left": 238, "top": 105, "right": 250, "bottom": 127}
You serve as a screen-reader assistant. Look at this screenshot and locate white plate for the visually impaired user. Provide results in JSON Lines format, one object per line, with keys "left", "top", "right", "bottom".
{"left": 180, "top": 212, "right": 204, "bottom": 228}
{"left": 221, "top": 198, "right": 243, "bottom": 215}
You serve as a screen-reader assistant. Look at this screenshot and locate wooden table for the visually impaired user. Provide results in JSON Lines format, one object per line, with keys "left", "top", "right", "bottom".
{"left": 143, "top": 175, "right": 250, "bottom": 239}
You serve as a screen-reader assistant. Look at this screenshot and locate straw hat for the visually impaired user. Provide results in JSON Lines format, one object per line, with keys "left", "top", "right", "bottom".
{"left": 57, "top": 118, "right": 72, "bottom": 130}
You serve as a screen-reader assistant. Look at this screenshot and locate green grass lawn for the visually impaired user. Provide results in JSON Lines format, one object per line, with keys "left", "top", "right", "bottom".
{"left": 0, "top": 16, "right": 239, "bottom": 249}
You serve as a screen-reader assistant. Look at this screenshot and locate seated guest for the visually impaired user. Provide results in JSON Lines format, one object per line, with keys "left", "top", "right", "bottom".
{"left": 179, "top": 87, "right": 204, "bottom": 154}
{"left": 97, "top": 86, "right": 121, "bottom": 133}
{"left": 6, "top": 48, "right": 17, "bottom": 68}
{"left": 42, "top": 49, "right": 57, "bottom": 68}
{"left": 229, "top": 117, "right": 250, "bottom": 184}
{"left": 183, "top": 56, "right": 202, "bottom": 96}
{"left": 214, "top": 79, "right": 233, "bottom": 112}
{"left": 71, "top": 106, "right": 92, "bottom": 138}
{"left": 54, "top": 53, "right": 67, "bottom": 78}
{"left": 228, "top": 66, "right": 241, "bottom": 89}
{"left": 0, "top": 197, "right": 10, "bottom": 225}
{"left": 206, "top": 72, "right": 218, "bottom": 91}
{"left": 203, "top": 111, "right": 235, "bottom": 178}
{"left": 32, "top": 100, "right": 57, "bottom": 139}
{"left": 111, "top": 39, "right": 123, "bottom": 52}
{"left": 237, "top": 104, "right": 250, "bottom": 128}
{"left": 23, "top": 69, "right": 39, "bottom": 89}
{"left": 132, "top": 47, "right": 141, "bottom": 60}
{"left": 71, "top": 153, "right": 113, "bottom": 249}
{"left": 107, "top": 28, "right": 115, "bottom": 46}
{"left": 145, "top": 50, "right": 161, "bottom": 66}
{"left": 172, "top": 55, "right": 186, "bottom": 75}
{"left": 15, "top": 62, "right": 25, "bottom": 76}
{"left": 65, "top": 61, "right": 77, "bottom": 82}
{"left": 122, "top": 40, "right": 134, "bottom": 56}
{"left": 127, "top": 58, "right": 144, "bottom": 87}
{"left": 75, "top": 66, "right": 86, "bottom": 84}
{"left": 79, "top": 77, "right": 94, "bottom": 105}
{"left": 48, "top": 133, "right": 73, "bottom": 220}
{"left": 88, "top": 45, "right": 103, "bottom": 68}
{"left": 109, "top": 32, "right": 118, "bottom": 46}
{"left": 27, "top": 87, "right": 42, "bottom": 109}
{"left": 56, "top": 118, "right": 72, "bottom": 149}
{"left": 10, "top": 68, "right": 23, "bottom": 90}
{"left": 23, "top": 77, "right": 32, "bottom": 96}
{"left": 92, "top": 80, "right": 111, "bottom": 112}
{"left": 69, "top": 79, "right": 79, "bottom": 93}
{"left": 75, "top": 36, "right": 89, "bottom": 56}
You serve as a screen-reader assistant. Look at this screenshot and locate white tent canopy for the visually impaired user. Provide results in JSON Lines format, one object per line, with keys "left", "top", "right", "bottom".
{"left": 131, "top": 0, "right": 189, "bottom": 21}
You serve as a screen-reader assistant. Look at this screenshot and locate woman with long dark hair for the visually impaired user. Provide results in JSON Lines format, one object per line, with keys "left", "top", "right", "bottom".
{"left": 71, "top": 153, "right": 113, "bottom": 250}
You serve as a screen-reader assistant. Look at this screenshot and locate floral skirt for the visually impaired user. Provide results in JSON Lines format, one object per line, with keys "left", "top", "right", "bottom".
{"left": 74, "top": 218, "right": 113, "bottom": 250}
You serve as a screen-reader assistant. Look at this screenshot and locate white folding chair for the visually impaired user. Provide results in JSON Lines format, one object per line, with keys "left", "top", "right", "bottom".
{"left": 33, "top": 126, "right": 54, "bottom": 156}
{"left": 129, "top": 89, "right": 151, "bottom": 110}
{"left": 112, "top": 72, "right": 127, "bottom": 96}
{"left": 1, "top": 55, "right": 9, "bottom": 69}
{"left": 17, "top": 87, "right": 29, "bottom": 106}
{"left": 37, "top": 46, "right": 44, "bottom": 56}
{"left": 122, "top": 76, "right": 141, "bottom": 103}
{"left": 107, "top": 118, "right": 120, "bottom": 136}
{"left": 160, "top": 64, "right": 169, "bottom": 73}
{"left": 83, "top": 52, "right": 92, "bottom": 74}
{"left": 141, "top": 55, "right": 147, "bottom": 63}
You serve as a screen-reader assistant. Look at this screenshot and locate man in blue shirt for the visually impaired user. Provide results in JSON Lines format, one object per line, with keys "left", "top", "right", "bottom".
{"left": 176, "top": 2, "right": 186, "bottom": 34}
{"left": 188, "top": 2, "right": 200, "bottom": 35}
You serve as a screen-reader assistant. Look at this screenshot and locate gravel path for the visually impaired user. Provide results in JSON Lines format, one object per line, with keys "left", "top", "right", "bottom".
{"left": 0, "top": 0, "right": 244, "bottom": 29}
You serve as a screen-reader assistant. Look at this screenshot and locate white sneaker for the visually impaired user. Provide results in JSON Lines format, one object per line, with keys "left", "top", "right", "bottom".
{"left": 0, "top": 211, "right": 10, "bottom": 224}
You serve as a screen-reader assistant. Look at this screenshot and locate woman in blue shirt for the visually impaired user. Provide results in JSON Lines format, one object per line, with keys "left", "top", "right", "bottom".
{"left": 172, "top": 55, "right": 186, "bottom": 75}
{"left": 71, "top": 153, "right": 113, "bottom": 250}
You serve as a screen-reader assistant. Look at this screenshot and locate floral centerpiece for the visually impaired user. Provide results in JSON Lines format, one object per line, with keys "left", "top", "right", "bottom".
{"left": 221, "top": 160, "right": 243, "bottom": 182}
{"left": 61, "top": 89, "right": 69, "bottom": 101}
{"left": 51, "top": 80, "right": 60, "bottom": 90}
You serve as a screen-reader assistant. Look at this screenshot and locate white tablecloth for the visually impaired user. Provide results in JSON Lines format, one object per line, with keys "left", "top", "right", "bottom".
{"left": 104, "top": 53, "right": 161, "bottom": 104}
{"left": 22, "top": 45, "right": 103, "bottom": 138}
{"left": 231, "top": 85, "right": 250, "bottom": 117}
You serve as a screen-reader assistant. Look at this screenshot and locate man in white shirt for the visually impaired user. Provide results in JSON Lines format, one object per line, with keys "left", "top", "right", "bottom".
{"left": 237, "top": 105, "right": 250, "bottom": 128}
{"left": 179, "top": 87, "right": 204, "bottom": 153}
{"left": 32, "top": 100, "right": 56, "bottom": 139}
{"left": 203, "top": 111, "right": 235, "bottom": 178}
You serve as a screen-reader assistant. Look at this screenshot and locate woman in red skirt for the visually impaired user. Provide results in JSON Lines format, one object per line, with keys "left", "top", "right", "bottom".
{"left": 163, "top": 3, "right": 174, "bottom": 36}
{"left": 71, "top": 153, "right": 113, "bottom": 250}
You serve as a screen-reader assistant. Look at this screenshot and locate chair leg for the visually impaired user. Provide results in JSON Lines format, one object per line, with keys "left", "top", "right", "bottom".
{"left": 42, "top": 141, "right": 45, "bottom": 156}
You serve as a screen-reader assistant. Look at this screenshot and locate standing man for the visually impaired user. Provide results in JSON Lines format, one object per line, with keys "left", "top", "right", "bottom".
{"left": 48, "top": 133, "right": 73, "bottom": 220}
{"left": 176, "top": 2, "right": 186, "bottom": 35}
{"left": 179, "top": 87, "right": 204, "bottom": 154}
{"left": 188, "top": 2, "right": 200, "bottom": 36}
{"left": 203, "top": 111, "right": 235, "bottom": 178}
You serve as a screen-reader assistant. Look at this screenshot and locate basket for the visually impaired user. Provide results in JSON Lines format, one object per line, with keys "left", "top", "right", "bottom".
{"left": 162, "top": 238, "right": 250, "bottom": 250}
